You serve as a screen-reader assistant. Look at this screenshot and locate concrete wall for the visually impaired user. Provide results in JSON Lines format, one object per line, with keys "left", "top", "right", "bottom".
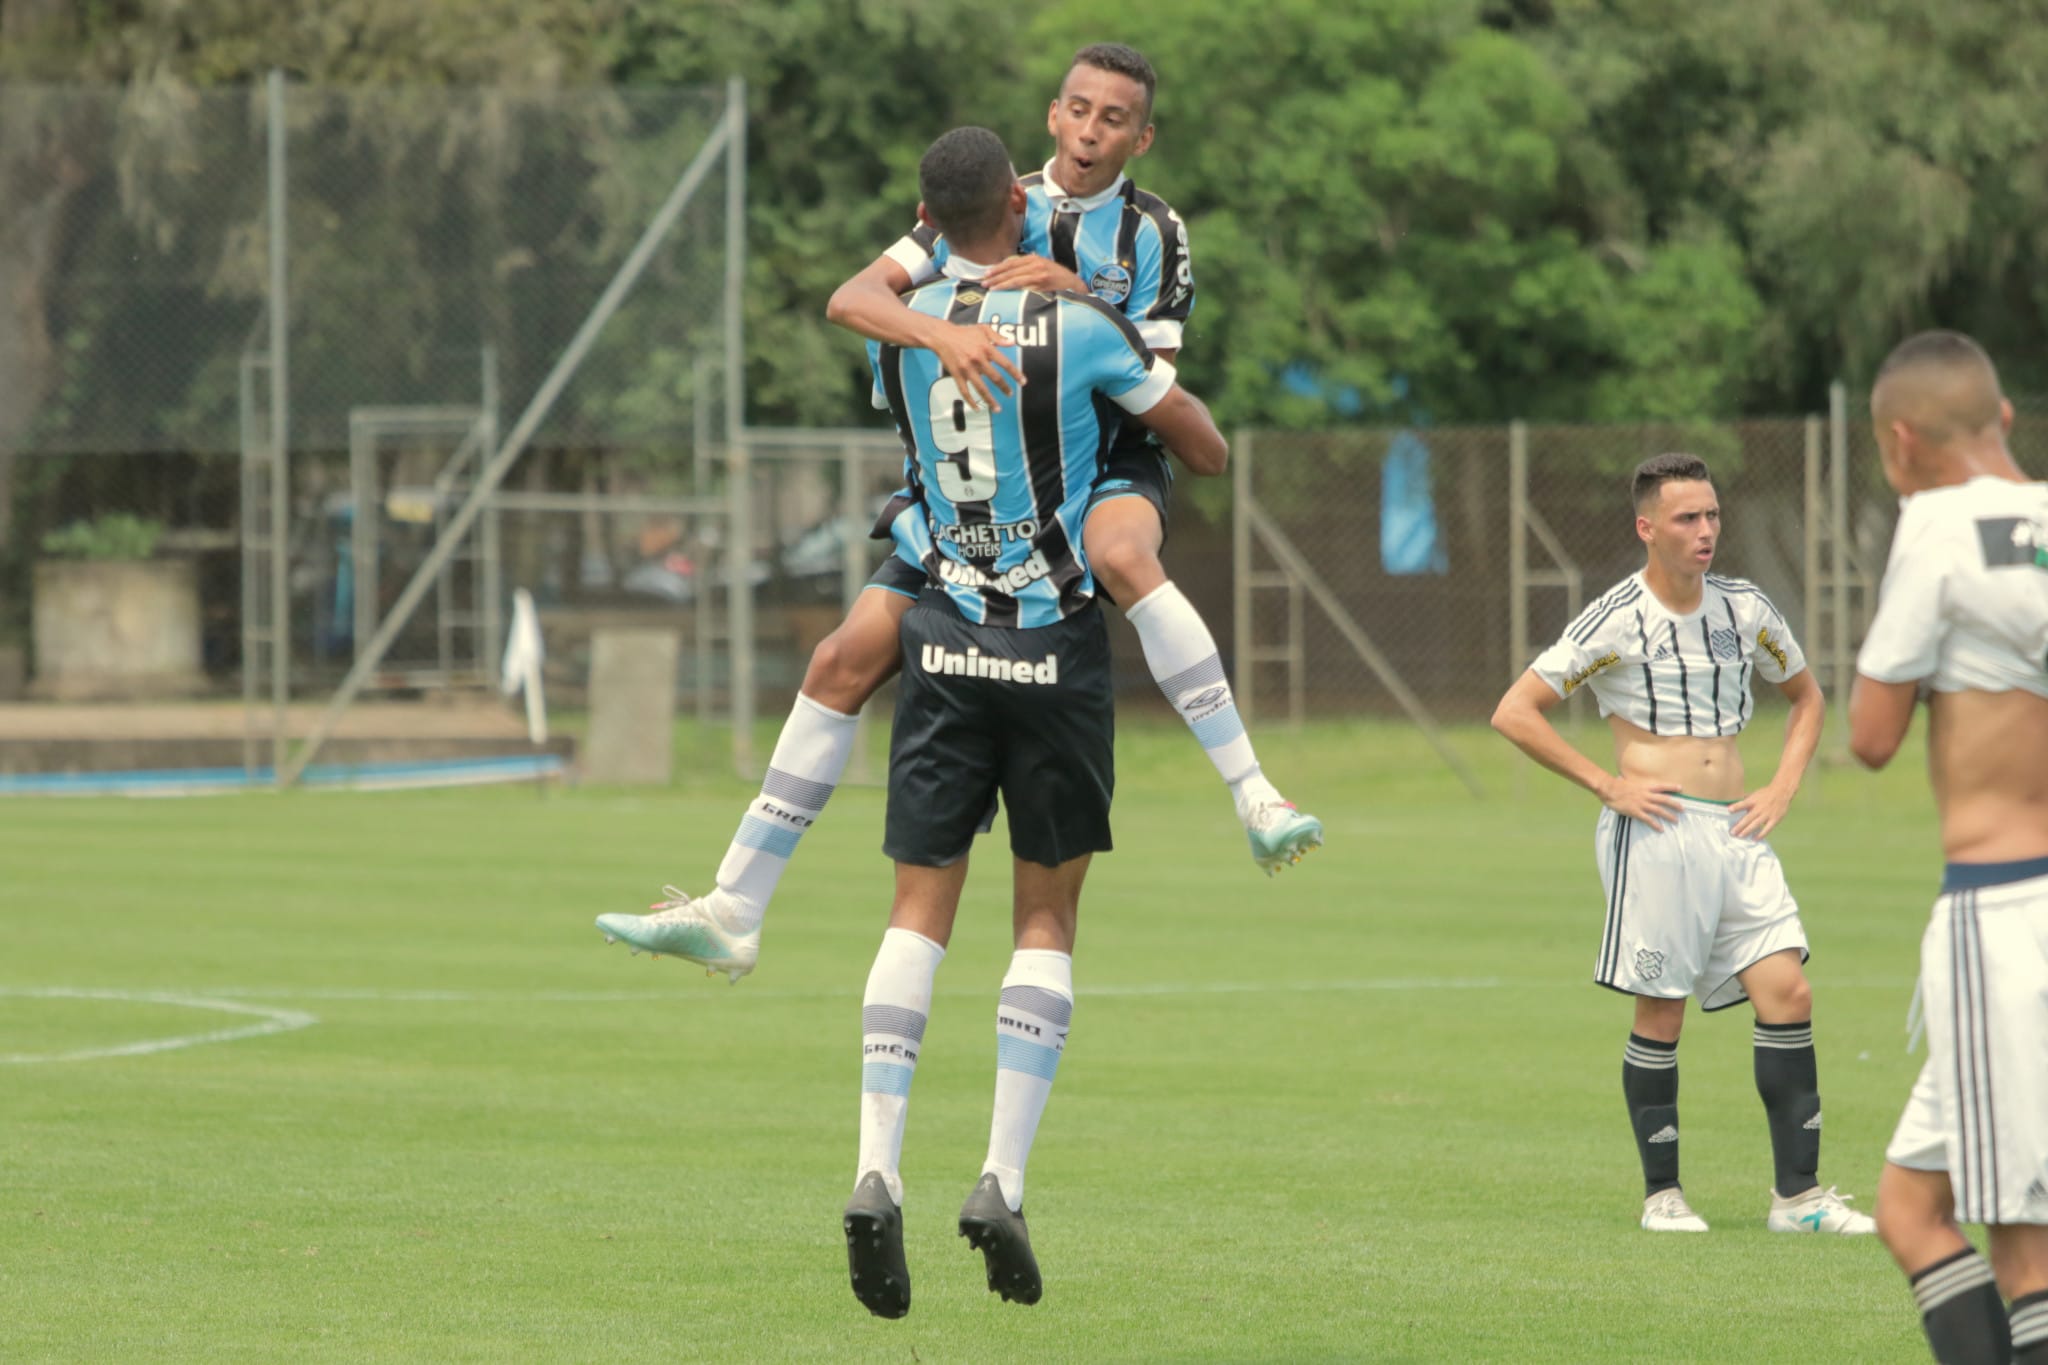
{"left": 31, "top": 559, "right": 205, "bottom": 700}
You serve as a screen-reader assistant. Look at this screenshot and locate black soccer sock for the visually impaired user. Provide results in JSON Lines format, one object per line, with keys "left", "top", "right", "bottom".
{"left": 1623, "top": 1033, "right": 1680, "bottom": 1196}
{"left": 2011, "top": 1289, "right": 2048, "bottom": 1362}
{"left": 1753, "top": 1019, "right": 1820, "bottom": 1198}
{"left": 1910, "top": 1249, "right": 2010, "bottom": 1364}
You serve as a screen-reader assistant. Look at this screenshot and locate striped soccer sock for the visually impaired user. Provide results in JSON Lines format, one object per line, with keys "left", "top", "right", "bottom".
{"left": 711, "top": 694, "right": 857, "bottom": 933}
{"left": 2013, "top": 1289, "right": 2048, "bottom": 1362}
{"left": 1124, "top": 583, "right": 1274, "bottom": 806}
{"left": 982, "top": 949, "right": 1074, "bottom": 1212}
{"left": 1910, "top": 1249, "right": 2009, "bottom": 1364}
{"left": 1623, "top": 1033, "right": 1681, "bottom": 1195}
{"left": 856, "top": 927, "right": 945, "bottom": 1206}
{"left": 1753, "top": 1019, "right": 1821, "bottom": 1197}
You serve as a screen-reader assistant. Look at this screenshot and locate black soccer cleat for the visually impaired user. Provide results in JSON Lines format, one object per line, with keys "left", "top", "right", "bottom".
{"left": 957, "top": 1172, "right": 1042, "bottom": 1306}
{"left": 843, "top": 1171, "right": 911, "bottom": 1319}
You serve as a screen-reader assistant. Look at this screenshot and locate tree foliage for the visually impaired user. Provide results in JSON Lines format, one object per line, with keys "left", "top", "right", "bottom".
{"left": 5, "top": 0, "right": 2048, "bottom": 456}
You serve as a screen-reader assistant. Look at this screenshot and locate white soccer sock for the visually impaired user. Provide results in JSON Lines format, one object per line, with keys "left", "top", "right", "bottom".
{"left": 857, "top": 927, "right": 945, "bottom": 1206}
{"left": 1123, "top": 583, "right": 1273, "bottom": 805}
{"left": 711, "top": 693, "right": 857, "bottom": 932}
{"left": 982, "top": 948, "right": 1074, "bottom": 1212}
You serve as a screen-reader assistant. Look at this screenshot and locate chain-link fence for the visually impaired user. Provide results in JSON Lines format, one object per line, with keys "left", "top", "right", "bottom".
{"left": 1, "top": 80, "right": 736, "bottom": 724}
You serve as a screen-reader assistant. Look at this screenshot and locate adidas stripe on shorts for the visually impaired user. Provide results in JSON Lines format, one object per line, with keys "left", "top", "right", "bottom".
{"left": 1885, "top": 861, "right": 2048, "bottom": 1225}
{"left": 1593, "top": 796, "right": 1809, "bottom": 1010}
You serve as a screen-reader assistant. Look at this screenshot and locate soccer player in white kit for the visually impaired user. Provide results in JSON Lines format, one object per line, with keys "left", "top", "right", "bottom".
{"left": 1849, "top": 330, "right": 2048, "bottom": 1365}
{"left": 1493, "top": 453, "right": 1875, "bottom": 1235}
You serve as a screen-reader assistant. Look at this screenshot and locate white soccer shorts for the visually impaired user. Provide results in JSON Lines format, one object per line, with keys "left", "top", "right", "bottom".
{"left": 1885, "top": 868, "right": 2048, "bottom": 1225}
{"left": 1592, "top": 798, "right": 1809, "bottom": 1011}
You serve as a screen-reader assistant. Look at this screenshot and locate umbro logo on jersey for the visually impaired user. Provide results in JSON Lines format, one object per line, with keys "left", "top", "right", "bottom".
{"left": 1646, "top": 1125, "right": 1679, "bottom": 1144}
{"left": 919, "top": 643, "right": 1060, "bottom": 685}
{"left": 1803, "top": 1111, "right": 1823, "bottom": 1131}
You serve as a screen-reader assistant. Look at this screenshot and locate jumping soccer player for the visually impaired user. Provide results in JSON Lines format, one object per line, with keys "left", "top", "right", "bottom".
{"left": 593, "top": 43, "right": 1318, "bottom": 983}
{"left": 832, "top": 126, "right": 1228, "bottom": 1319}
{"left": 1848, "top": 330, "right": 2048, "bottom": 1364}
{"left": 1490, "top": 452, "right": 1874, "bottom": 1236}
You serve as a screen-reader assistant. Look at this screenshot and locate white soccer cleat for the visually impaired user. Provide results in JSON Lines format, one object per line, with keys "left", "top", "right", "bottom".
{"left": 594, "top": 886, "right": 759, "bottom": 983}
{"left": 1242, "top": 799, "right": 1324, "bottom": 875}
{"left": 1641, "top": 1187, "right": 1709, "bottom": 1232}
{"left": 1766, "top": 1185, "right": 1875, "bottom": 1235}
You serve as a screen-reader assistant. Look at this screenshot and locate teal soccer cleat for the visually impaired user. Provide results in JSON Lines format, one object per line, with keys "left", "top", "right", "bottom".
{"left": 1243, "top": 801, "right": 1324, "bottom": 875}
{"left": 595, "top": 887, "right": 758, "bottom": 983}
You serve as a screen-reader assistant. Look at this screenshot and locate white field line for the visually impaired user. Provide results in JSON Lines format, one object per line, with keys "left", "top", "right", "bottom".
{"left": 113, "top": 977, "right": 1510, "bottom": 1005}
{"left": 0, "top": 987, "right": 318, "bottom": 1065}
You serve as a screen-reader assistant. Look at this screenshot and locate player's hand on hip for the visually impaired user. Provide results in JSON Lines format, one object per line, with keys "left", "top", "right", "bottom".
{"left": 935, "top": 323, "right": 1025, "bottom": 412}
{"left": 982, "top": 253, "right": 1086, "bottom": 296}
{"left": 1599, "top": 775, "right": 1682, "bottom": 831}
{"left": 1729, "top": 783, "right": 1794, "bottom": 840}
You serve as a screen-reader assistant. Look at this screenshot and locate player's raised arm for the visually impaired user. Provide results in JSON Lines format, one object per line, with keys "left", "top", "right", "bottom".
{"left": 825, "top": 246, "right": 1023, "bottom": 412}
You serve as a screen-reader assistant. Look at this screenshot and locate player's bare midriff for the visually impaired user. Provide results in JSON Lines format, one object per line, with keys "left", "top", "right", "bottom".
{"left": 1925, "top": 687, "right": 2048, "bottom": 863}
{"left": 1606, "top": 716, "right": 1746, "bottom": 802}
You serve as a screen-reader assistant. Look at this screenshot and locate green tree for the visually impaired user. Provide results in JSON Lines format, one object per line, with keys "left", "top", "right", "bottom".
{"left": 1013, "top": 0, "right": 1761, "bottom": 427}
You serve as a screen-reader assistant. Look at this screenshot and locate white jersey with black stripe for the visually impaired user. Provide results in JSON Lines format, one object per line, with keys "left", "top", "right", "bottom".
{"left": 1530, "top": 571, "right": 1807, "bottom": 737}
{"left": 1856, "top": 476, "right": 2048, "bottom": 698}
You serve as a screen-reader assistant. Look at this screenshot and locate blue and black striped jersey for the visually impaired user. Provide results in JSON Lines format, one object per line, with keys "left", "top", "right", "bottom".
{"left": 868, "top": 264, "right": 1175, "bottom": 628}
{"left": 885, "top": 161, "right": 1194, "bottom": 352}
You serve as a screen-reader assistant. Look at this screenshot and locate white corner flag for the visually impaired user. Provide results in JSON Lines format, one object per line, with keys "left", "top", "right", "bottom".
{"left": 500, "top": 587, "right": 548, "bottom": 745}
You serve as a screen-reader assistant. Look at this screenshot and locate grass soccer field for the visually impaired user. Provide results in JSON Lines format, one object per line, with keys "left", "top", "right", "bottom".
{"left": 2, "top": 714, "right": 1955, "bottom": 1362}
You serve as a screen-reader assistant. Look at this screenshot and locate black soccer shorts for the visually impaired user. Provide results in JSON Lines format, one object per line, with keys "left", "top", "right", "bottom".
{"left": 883, "top": 588, "right": 1114, "bottom": 869}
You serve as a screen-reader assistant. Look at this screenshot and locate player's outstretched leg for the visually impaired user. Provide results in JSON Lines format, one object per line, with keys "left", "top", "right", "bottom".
{"left": 1120, "top": 579, "right": 1321, "bottom": 874}
{"left": 594, "top": 692, "right": 855, "bottom": 980}
{"left": 958, "top": 1172, "right": 1042, "bottom": 1306}
{"left": 844, "top": 1171, "right": 910, "bottom": 1319}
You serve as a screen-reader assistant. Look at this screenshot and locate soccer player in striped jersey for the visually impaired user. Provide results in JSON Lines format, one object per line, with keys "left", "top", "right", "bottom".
{"left": 833, "top": 126, "right": 1228, "bottom": 1319}
{"left": 1491, "top": 453, "right": 1875, "bottom": 1237}
{"left": 594, "top": 43, "right": 1316, "bottom": 983}
{"left": 1848, "top": 331, "right": 2048, "bottom": 1364}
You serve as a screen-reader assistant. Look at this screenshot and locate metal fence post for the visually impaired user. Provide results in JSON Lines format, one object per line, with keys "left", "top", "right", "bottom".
{"left": 1232, "top": 428, "right": 1254, "bottom": 726}
{"left": 725, "top": 76, "right": 753, "bottom": 779}
{"left": 1507, "top": 419, "right": 1528, "bottom": 689}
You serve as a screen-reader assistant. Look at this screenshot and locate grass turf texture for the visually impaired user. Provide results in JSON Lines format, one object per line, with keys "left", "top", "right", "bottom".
{"left": 2, "top": 714, "right": 1953, "bottom": 1361}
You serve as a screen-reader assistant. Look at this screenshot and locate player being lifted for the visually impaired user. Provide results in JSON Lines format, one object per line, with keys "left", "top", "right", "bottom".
{"left": 594, "top": 43, "right": 1320, "bottom": 982}
{"left": 1491, "top": 453, "right": 1874, "bottom": 1236}
{"left": 1848, "top": 331, "right": 2048, "bottom": 1364}
{"left": 836, "top": 126, "right": 1230, "bottom": 1318}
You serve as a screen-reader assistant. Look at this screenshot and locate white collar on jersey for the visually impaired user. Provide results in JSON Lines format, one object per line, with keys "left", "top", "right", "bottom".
{"left": 1040, "top": 159, "right": 1129, "bottom": 214}
{"left": 938, "top": 255, "right": 993, "bottom": 282}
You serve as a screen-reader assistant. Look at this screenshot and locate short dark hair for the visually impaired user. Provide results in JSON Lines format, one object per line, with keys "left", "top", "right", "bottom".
{"left": 1876, "top": 329, "right": 1996, "bottom": 385}
{"left": 1068, "top": 43, "right": 1157, "bottom": 120}
{"left": 918, "top": 127, "right": 1015, "bottom": 240}
{"left": 1872, "top": 329, "right": 2004, "bottom": 445}
{"left": 1631, "top": 452, "right": 1712, "bottom": 510}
